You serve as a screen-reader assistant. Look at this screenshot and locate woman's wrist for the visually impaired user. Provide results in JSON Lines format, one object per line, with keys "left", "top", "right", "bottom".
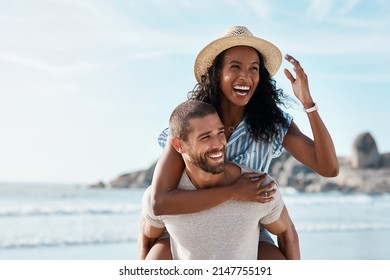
{"left": 302, "top": 100, "right": 315, "bottom": 109}
{"left": 303, "top": 102, "right": 318, "bottom": 113}
{"left": 220, "top": 184, "right": 237, "bottom": 201}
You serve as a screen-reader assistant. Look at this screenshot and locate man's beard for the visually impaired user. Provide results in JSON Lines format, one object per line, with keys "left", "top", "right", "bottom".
{"left": 188, "top": 149, "right": 225, "bottom": 174}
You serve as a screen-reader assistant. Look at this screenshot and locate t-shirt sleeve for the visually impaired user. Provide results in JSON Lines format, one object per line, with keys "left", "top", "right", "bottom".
{"left": 157, "top": 127, "right": 169, "bottom": 149}
{"left": 141, "top": 186, "right": 165, "bottom": 228}
{"left": 259, "top": 186, "right": 284, "bottom": 225}
{"left": 272, "top": 111, "right": 293, "bottom": 158}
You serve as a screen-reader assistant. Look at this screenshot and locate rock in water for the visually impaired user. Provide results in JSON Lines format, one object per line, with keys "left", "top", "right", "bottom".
{"left": 351, "top": 132, "right": 380, "bottom": 168}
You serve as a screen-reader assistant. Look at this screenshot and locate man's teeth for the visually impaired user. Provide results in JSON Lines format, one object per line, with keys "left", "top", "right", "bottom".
{"left": 209, "top": 152, "right": 223, "bottom": 158}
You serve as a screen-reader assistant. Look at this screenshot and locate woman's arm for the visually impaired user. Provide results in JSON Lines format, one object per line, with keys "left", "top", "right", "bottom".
{"left": 151, "top": 140, "right": 273, "bottom": 215}
{"left": 282, "top": 54, "right": 339, "bottom": 177}
{"left": 283, "top": 120, "right": 339, "bottom": 177}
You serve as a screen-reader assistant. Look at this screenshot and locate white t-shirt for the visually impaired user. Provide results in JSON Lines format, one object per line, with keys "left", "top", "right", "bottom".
{"left": 142, "top": 163, "right": 284, "bottom": 260}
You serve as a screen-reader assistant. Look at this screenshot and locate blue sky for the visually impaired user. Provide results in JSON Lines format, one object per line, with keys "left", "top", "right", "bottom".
{"left": 0, "top": 0, "right": 389, "bottom": 184}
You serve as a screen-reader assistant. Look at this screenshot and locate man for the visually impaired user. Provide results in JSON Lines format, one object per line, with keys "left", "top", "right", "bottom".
{"left": 139, "top": 100, "right": 300, "bottom": 260}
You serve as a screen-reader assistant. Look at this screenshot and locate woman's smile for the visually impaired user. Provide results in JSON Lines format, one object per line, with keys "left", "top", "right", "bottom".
{"left": 233, "top": 84, "right": 251, "bottom": 96}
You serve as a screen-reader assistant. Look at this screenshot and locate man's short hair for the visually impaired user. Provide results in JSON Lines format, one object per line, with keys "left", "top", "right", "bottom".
{"left": 169, "top": 100, "right": 217, "bottom": 142}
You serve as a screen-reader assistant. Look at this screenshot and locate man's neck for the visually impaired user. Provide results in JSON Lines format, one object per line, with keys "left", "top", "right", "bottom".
{"left": 184, "top": 162, "right": 241, "bottom": 189}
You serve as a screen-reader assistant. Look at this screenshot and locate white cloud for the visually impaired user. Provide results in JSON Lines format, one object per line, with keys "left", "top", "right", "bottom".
{"left": 284, "top": 33, "right": 389, "bottom": 56}
{"left": 241, "top": 0, "right": 272, "bottom": 19}
{"left": 339, "top": 0, "right": 362, "bottom": 14}
{"left": 126, "top": 50, "right": 171, "bottom": 60}
{"left": 221, "top": 0, "right": 272, "bottom": 21}
{"left": 307, "top": 0, "right": 335, "bottom": 20}
{"left": 322, "top": 72, "right": 390, "bottom": 82}
{"left": 0, "top": 52, "right": 99, "bottom": 76}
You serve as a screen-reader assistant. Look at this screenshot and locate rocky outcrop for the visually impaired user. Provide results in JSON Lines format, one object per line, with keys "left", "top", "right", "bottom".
{"left": 90, "top": 162, "right": 157, "bottom": 189}
{"left": 93, "top": 132, "right": 390, "bottom": 194}
{"left": 267, "top": 132, "right": 390, "bottom": 194}
{"left": 350, "top": 132, "right": 380, "bottom": 168}
{"left": 109, "top": 161, "right": 157, "bottom": 189}
{"left": 268, "top": 152, "right": 390, "bottom": 194}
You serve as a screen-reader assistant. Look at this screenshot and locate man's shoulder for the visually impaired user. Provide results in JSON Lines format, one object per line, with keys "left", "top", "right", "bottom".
{"left": 228, "top": 161, "right": 261, "bottom": 175}
{"left": 228, "top": 161, "right": 276, "bottom": 187}
{"left": 178, "top": 171, "right": 197, "bottom": 190}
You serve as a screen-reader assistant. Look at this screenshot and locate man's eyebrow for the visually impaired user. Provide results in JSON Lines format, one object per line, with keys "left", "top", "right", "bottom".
{"left": 197, "top": 130, "right": 212, "bottom": 139}
{"left": 197, "top": 126, "right": 225, "bottom": 138}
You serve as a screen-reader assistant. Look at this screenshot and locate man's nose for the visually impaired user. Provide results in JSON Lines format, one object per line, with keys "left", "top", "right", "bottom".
{"left": 210, "top": 135, "right": 225, "bottom": 148}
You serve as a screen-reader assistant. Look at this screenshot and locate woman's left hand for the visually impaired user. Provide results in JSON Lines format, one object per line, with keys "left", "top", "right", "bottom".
{"left": 283, "top": 54, "right": 314, "bottom": 108}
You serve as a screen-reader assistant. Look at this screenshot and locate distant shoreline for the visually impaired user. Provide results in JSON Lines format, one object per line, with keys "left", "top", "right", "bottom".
{"left": 90, "top": 152, "right": 390, "bottom": 194}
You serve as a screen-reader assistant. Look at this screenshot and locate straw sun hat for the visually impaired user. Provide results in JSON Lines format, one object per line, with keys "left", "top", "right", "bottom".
{"left": 194, "top": 26, "right": 282, "bottom": 82}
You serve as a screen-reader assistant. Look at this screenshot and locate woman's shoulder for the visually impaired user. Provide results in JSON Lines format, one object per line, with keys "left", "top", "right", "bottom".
{"left": 281, "top": 110, "right": 293, "bottom": 125}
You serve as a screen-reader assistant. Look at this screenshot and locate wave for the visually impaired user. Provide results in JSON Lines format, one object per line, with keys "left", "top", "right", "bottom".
{"left": 3, "top": 223, "right": 389, "bottom": 249}
{"left": 297, "top": 223, "right": 390, "bottom": 233}
{"left": 282, "top": 194, "right": 375, "bottom": 205}
{"left": 0, "top": 204, "right": 141, "bottom": 217}
{"left": 0, "top": 236, "right": 138, "bottom": 249}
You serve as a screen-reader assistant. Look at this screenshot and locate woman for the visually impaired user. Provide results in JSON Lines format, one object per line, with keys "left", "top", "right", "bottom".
{"left": 146, "top": 26, "right": 339, "bottom": 259}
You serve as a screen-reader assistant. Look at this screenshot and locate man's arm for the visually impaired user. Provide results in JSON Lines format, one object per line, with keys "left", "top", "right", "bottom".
{"left": 138, "top": 216, "right": 165, "bottom": 259}
{"left": 263, "top": 205, "right": 300, "bottom": 260}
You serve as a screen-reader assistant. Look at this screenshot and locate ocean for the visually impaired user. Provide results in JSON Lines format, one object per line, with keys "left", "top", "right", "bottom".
{"left": 0, "top": 182, "right": 389, "bottom": 260}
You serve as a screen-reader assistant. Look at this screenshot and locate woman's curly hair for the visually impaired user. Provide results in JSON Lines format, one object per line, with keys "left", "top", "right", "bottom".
{"left": 188, "top": 49, "right": 290, "bottom": 142}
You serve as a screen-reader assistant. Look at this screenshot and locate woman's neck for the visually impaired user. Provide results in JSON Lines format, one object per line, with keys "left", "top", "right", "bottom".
{"left": 219, "top": 98, "right": 245, "bottom": 135}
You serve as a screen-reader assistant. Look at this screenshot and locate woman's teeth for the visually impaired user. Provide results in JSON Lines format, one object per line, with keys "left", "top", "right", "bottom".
{"left": 233, "top": 85, "right": 250, "bottom": 96}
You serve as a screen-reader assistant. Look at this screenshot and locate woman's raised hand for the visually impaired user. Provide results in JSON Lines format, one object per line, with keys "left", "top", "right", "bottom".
{"left": 283, "top": 54, "right": 314, "bottom": 108}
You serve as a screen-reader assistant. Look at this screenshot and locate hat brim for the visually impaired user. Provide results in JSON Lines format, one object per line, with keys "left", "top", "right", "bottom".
{"left": 194, "top": 35, "right": 282, "bottom": 82}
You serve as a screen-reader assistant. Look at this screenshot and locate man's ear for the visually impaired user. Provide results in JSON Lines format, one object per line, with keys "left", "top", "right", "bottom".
{"left": 171, "top": 137, "right": 185, "bottom": 154}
